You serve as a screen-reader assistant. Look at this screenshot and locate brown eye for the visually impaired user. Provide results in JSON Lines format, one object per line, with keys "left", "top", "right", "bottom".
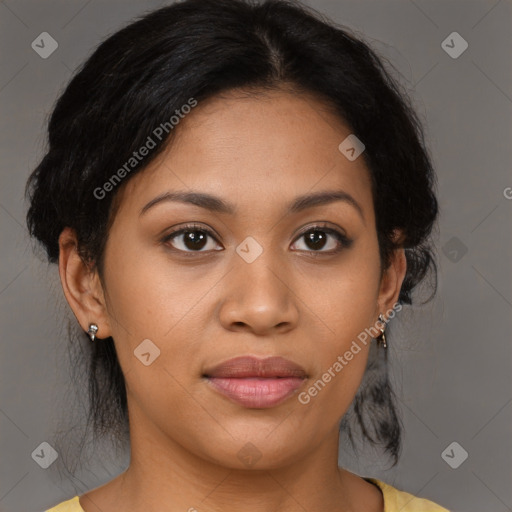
{"left": 291, "top": 225, "right": 353, "bottom": 254}
{"left": 303, "top": 230, "right": 330, "bottom": 251}
{"left": 162, "top": 224, "right": 222, "bottom": 253}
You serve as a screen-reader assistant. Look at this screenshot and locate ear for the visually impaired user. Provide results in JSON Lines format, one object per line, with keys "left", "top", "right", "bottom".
{"left": 58, "top": 227, "right": 112, "bottom": 340}
{"left": 376, "top": 229, "right": 407, "bottom": 318}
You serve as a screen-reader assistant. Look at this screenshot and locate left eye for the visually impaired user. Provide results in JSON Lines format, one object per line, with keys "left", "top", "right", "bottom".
{"left": 291, "top": 227, "right": 350, "bottom": 253}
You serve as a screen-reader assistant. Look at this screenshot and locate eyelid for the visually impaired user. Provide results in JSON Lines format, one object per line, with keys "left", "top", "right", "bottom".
{"left": 293, "top": 221, "right": 347, "bottom": 240}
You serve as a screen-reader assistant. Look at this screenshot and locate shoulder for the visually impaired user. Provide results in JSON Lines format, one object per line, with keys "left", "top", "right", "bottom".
{"left": 365, "top": 478, "right": 451, "bottom": 512}
{"left": 45, "top": 496, "right": 83, "bottom": 512}
{"left": 44, "top": 479, "right": 451, "bottom": 512}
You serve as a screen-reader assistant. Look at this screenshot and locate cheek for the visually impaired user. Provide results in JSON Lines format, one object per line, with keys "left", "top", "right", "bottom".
{"left": 301, "top": 240, "right": 381, "bottom": 403}
{"left": 298, "top": 305, "right": 374, "bottom": 424}
{"left": 318, "top": 244, "right": 381, "bottom": 336}
{"left": 101, "top": 240, "right": 220, "bottom": 377}
{"left": 101, "top": 239, "right": 194, "bottom": 334}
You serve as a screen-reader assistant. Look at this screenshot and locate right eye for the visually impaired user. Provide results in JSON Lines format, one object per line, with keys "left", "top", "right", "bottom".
{"left": 161, "top": 223, "right": 223, "bottom": 254}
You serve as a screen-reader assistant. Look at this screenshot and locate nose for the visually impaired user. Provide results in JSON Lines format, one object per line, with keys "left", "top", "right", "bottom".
{"left": 217, "top": 250, "right": 300, "bottom": 336}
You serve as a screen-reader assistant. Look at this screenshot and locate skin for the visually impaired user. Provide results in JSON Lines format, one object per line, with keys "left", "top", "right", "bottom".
{"left": 59, "top": 87, "right": 406, "bottom": 512}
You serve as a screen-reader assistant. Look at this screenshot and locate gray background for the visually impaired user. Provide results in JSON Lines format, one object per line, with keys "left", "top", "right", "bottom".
{"left": 1, "top": 1, "right": 511, "bottom": 511}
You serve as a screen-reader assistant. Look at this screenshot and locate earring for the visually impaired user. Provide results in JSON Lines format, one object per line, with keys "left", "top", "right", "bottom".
{"left": 87, "top": 323, "right": 99, "bottom": 342}
{"left": 376, "top": 314, "right": 387, "bottom": 349}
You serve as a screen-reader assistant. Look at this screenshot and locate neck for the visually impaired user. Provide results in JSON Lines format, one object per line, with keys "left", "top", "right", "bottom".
{"left": 114, "top": 420, "right": 357, "bottom": 512}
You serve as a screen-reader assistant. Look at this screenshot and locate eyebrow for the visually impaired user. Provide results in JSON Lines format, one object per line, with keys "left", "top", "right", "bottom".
{"left": 140, "top": 189, "right": 365, "bottom": 223}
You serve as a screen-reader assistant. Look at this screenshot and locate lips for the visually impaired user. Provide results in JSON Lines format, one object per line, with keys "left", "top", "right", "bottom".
{"left": 204, "top": 356, "right": 307, "bottom": 379}
{"left": 203, "top": 356, "right": 307, "bottom": 408}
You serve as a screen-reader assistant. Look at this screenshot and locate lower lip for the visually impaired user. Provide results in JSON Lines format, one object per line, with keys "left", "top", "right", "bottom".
{"left": 206, "top": 377, "right": 305, "bottom": 408}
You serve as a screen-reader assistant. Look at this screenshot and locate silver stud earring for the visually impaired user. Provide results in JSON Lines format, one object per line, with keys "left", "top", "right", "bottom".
{"left": 87, "top": 323, "right": 99, "bottom": 342}
{"left": 376, "top": 314, "right": 387, "bottom": 349}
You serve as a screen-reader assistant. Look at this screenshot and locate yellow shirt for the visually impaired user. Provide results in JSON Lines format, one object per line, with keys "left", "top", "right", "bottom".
{"left": 45, "top": 477, "right": 450, "bottom": 511}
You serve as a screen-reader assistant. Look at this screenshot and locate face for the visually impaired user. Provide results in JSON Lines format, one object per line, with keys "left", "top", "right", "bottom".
{"left": 63, "top": 88, "right": 405, "bottom": 470}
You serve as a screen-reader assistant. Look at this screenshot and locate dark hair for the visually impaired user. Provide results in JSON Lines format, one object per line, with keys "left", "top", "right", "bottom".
{"left": 25, "top": 0, "right": 438, "bottom": 471}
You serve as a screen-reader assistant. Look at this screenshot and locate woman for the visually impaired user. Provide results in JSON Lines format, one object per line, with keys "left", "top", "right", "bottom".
{"left": 27, "top": 0, "right": 450, "bottom": 510}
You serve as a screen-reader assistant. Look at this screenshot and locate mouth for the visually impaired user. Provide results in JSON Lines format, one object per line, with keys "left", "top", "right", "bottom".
{"left": 203, "top": 356, "right": 307, "bottom": 409}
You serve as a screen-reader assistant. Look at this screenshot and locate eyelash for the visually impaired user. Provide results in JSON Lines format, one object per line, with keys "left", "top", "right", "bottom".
{"left": 161, "top": 222, "right": 353, "bottom": 257}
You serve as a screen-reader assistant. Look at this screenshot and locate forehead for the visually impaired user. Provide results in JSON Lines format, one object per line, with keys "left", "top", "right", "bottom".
{"left": 116, "top": 88, "right": 374, "bottom": 220}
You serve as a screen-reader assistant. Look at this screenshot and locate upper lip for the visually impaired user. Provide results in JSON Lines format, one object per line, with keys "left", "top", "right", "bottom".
{"left": 203, "top": 356, "right": 307, "bottom": 379}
